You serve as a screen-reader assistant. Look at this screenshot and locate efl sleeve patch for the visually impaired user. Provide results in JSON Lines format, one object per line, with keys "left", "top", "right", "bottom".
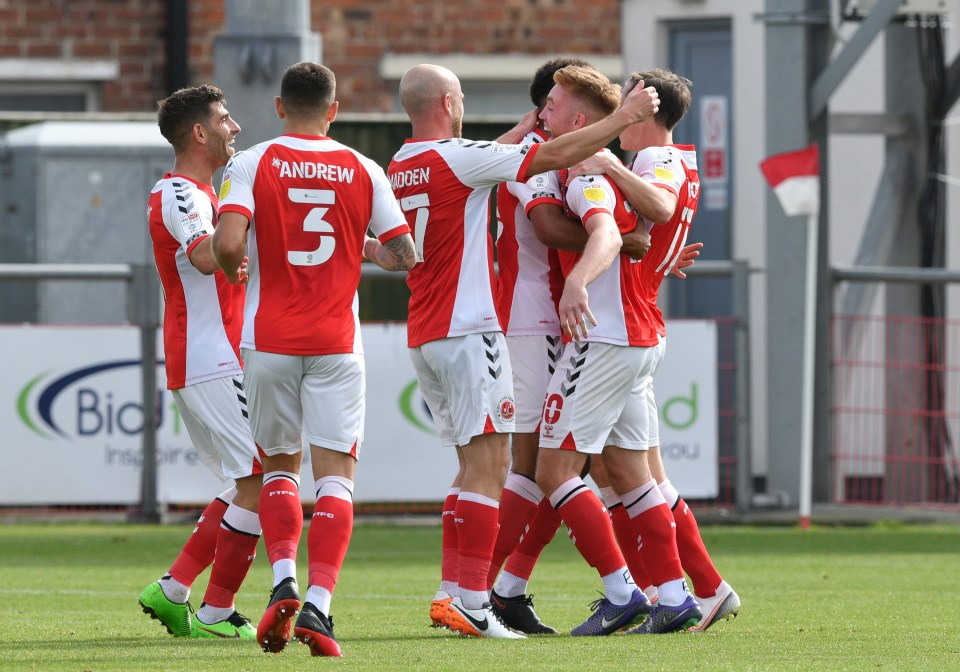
{"left": 654, "top": 165, "right": 675, "bottom": 181}
{"left": 218, "top": 177, "right": 231, "bottom": 201}
{"left": 177, "top": 211, "right": 203, "bottom": 237}
{"left": 582, "top": 186, "right": 606, "bottom": 203}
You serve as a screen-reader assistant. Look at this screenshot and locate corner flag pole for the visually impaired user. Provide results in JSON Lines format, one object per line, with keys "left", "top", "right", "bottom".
{"left": 798, "top": 212, "right": 818, "bottom": 530}
{"left": 760, "top": 144, "right": 821, "bottom": 530}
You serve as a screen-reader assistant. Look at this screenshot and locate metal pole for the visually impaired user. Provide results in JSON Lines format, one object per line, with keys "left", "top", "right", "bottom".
{"left": 731, "top": 260, "right": 753, "bottom": 512}
{"left": 129, "top": 264, "right": 161, "bottom": 523}
{"left": 799, "top": 214, "right": 819, "bottom": 529}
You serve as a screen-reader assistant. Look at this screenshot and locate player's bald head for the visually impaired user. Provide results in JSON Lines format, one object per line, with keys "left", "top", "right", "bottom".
{"left": 399, "top": 64, "right": 461, "bottom": 117}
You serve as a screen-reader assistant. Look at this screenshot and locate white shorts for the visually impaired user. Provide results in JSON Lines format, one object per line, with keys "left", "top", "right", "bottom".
{"left": 241, "top": 348, "right": 364, "bottom": 457}
{"left": 410, "top": 332, "right": 516, "bottom": 447}
{"left": 507, "top": 333, "right": 563, "bottom": 433}
{"left": 539, "top": 338, "right": 666, "bottom": 454}
{"left": 173, "top": 374, "right": 260, "bottom": 481}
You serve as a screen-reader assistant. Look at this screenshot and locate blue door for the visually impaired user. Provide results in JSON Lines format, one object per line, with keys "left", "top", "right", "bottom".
{"left": 668, "top": 20, "right": 733, "bottom": 318}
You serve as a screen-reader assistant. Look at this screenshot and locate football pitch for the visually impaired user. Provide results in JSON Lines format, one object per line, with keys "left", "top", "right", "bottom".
{"left": 2, "top": 521, "right": 958, "bottom": 671}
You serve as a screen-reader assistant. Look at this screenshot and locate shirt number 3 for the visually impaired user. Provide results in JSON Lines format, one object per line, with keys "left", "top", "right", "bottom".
{"left": 287, "top": 188, "right": 336, "bottom": 266}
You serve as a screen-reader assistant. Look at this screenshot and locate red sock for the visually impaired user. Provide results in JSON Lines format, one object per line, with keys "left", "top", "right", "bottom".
{"left": 503, "top": 498, "right": 561, "bottom": 580}
{"left": 551, "top": 479, "right": 624, "bottom": 576}
{"left": 259, "top": 473, "right": 303, "bottom": 564}
{"left": 441, "top": 490, "right": 459, "bottom": 586}
{"left": 609, "top": 503, "right": 651, "bottom": 589}
{"left": 455, "top": 494, "right": 500, "bottom": 593}
{"left": 306, "top": 496, "right": 354, "bottom": 592}
{"left": 672, "top": 497, "right": 722, "bottom": 596}
{"left": 202, "top": 524, "right": 259, "bottom": 608}
{"left": 486, "top": 487, "right": 540, "bottom": 589}
{"left": 622, "top": 482, "right": 683, "bottom": 586}
{"left": 168, "top": 496, "right": 229, "bottom": 585}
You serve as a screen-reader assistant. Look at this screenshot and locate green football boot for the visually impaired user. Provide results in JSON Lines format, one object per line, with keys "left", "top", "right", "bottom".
{"left": 192, "top": 610, "right": 257, "bottom": 639}
{"left": 139, "top": 581, "right": 193, "bottom": 637}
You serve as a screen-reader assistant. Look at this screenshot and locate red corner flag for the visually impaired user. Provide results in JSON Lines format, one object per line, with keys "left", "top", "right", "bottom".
{"left": 760, "top": 144, "right": 820, "bottom": 217}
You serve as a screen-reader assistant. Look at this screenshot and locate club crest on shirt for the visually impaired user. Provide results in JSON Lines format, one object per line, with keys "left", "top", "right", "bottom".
{"left": 497, "top": 397, "right": 516, "bottom": 422}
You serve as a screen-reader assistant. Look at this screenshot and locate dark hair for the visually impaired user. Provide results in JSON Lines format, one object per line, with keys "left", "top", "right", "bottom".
{"left": 529, "top": 57, "right": 593, "bottom": 109}
{"left": 156, "top": 84, "right": 224, "bottom": 150}
{"left": 280, "top": 62, "right": 336, "bottom": 117}
{"left": 624, "top": 69, "right": 693, "bottom": 130}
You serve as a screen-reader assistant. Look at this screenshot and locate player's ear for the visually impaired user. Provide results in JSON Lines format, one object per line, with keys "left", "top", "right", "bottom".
{"left": 275, "top": 96, "right": 285, "bottom": 120}
{"left": 192, "top": 123, "right": 205, "bottom": 144}
{"left": 327, "top": 100, "right": 339, "bottom": 124}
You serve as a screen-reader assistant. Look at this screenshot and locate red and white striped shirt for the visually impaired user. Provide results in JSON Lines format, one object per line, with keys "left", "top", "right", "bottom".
{"left": 219, "top": 134, "right": 410, "bottom": 355}
{"left": 496, "top": 129, "right": 564, "bottom": 336}
{"left": 518, "top": 163, "right": 659, "bottom": 347}
{"left": 632, "top": 145, "right": 700, "bottom": 336}
{"left": 148, "top": 174, "right": 243, "bottom": 389}
{"left": 389, "top": 137, "right": 540, "bottom": 348}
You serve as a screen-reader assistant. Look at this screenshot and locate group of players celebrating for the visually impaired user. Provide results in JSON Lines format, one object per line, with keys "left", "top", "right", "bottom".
{"left": 137, "top": 55, "right": 739, "bottom": 657}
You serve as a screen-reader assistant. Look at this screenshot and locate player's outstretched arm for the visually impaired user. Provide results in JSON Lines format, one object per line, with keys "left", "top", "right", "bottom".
{"left": 364, "top": 233, "right": 416, "bottom": 271}
{"left": 569, "top": 153, "right": 677, "bottom": 224}
{"left": 212, "top": 212, "right": 250, "bottom": 277}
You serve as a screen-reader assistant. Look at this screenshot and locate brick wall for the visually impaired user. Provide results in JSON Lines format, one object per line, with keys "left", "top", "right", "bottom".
{"left": 317, "top": 0, "right": 622, "bottom": 112}
{"left": 0, "top": 0, "right": 620, "bottom": 113}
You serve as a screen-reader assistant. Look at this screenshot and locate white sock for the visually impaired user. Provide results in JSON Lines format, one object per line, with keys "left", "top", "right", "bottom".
{"left": 601, "top": 567, "right": 637, "bottom": 605}
{"left": 305, "top": 585, "right": 332, "bottom": 617}
{"left": 196, "top": 603, "right": 234, "bottom": 624}
{"left": 272, "top": 558, "right": 297, "bottom": 588}
{"left": 492, "top": 571, "right": 528, "bottom": 599}
{"left": 657, "top": 578, "right": 692, "bottom": 607}
{"left": 438, "top": 580, "right": 458, "bottom": 599}
{"left": 458, "top": 588, "right": 488, "bottom": 611}
{"left": 159, "top": 575, "right": 189, "bottom": 604}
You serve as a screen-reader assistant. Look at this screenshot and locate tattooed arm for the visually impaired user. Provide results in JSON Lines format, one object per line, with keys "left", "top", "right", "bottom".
{"left": 363, "top": 233, "right": 417, "bottom": 272}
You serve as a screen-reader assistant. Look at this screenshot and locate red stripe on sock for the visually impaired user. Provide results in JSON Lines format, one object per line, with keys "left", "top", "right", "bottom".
{"left": 202, "top": 526, "right": 259, "bottom": 608}
{"left": 610, "top": 504, "right": 651, "bottom": 589}
{"left": 556, "top": 490, "right": 624, "bottom": 576}
{"left": 673, "top": 497, "right": 722, "bottom": 596}
{"left": 486, "top": 489, "right": 539, "bottom": 589}
{"left": 631, "top": 503, "right": 684, "bottom": 587}
{"left": 259, "top": 476, "right": 303, "bottom": 565}
{"left": 441, "top": 493, "right": 459, "bottom": 585}
{"left": 307, "top": 497, "right": 354, "bottom": 591}
{"left": 168, "top": 497, "right": 228, "bottom": 586}
{"left": 455, "top": 497, "right": 499, "bottom": 593}
{"left": 503, "top": 498, "right": 561, "bottom": 580}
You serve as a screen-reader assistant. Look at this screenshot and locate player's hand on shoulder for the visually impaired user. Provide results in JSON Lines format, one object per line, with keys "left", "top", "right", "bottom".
{"left": 497, "top": 108, "right": 540, "bottom": 144}
{"left": 568, "top": 152, "right": 618, "bottom": 180}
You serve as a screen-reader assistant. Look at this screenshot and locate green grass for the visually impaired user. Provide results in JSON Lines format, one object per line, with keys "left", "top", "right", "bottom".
{"left": 1, "top": 521, "right": 958, "bottom": 671}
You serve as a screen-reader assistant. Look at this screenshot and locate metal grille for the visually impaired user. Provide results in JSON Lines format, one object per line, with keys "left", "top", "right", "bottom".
{"left": 831, "top": 313, "right": 960, "bottom": 507}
